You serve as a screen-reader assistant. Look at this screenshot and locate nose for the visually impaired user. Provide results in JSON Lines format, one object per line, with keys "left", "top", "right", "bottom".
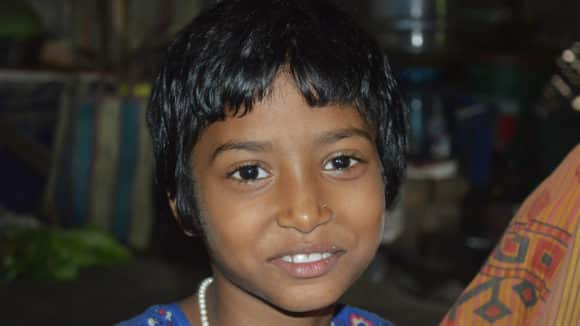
{"left": 275, "top": 173, "right": 333, "bottom": 233}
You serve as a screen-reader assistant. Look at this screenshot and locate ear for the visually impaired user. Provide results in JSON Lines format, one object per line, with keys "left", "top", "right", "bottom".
{"left": 168, "top": 194, "right": 195, "bottom": 237}
{"left": 168, "top": 195, "right": 178, "bottom": 218}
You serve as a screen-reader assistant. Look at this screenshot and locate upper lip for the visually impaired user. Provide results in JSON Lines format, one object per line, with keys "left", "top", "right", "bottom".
{"left": 267, "top": 243, "right": 344, "bottom": 262}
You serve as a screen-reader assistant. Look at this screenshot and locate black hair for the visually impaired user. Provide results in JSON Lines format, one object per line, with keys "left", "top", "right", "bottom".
{"left": 147, "top": 0, "right": 407, "bottom": 235}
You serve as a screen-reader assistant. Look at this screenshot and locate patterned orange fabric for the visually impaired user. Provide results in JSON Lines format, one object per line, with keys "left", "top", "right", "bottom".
{"left": 441, "top": 144, "right": 580, "bottom": 325}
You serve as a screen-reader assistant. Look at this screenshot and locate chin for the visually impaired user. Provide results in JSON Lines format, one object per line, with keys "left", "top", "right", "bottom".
{"left": 271, "top": 297, "right": 337, "bottom": 316}
{"left": 266, "top": 281, "right": 345, "bottom": 314}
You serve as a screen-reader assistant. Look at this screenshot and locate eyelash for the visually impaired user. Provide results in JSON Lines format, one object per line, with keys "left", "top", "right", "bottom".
{"left": 322, "top": 153, "right": 365, "bottom": 171}
{"left": 226, "top": 153, "right": 366, "bottom": 184}
{"left": 227, "top": 163, "right": 270, "bottom": 183}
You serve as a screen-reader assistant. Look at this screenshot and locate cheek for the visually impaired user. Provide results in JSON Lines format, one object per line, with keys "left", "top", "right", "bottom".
{"left": 197, "top": 181, "right": 267, "bottom": 260}
{"left": 333, "top": 171, "right": 385, "bottom": 243}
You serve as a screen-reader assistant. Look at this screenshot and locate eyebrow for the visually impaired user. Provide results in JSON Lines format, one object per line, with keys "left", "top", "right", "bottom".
{"left": 315, "top": 127, "right": 373, "bottom": 146}
{"left": 210, "top": 140, "right": 273, "bottom": 163}
{"left": 209, "top": 127, "right": 372, "bottom": 164}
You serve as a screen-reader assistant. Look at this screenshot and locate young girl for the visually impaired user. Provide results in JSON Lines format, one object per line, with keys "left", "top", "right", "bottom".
{"left": 119, "top": 0, "right": 406, "bottom": 325}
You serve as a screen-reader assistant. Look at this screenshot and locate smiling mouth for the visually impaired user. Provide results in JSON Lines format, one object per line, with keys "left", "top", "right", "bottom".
{"left": 269, "top": 248, "right": 345, "bottom": 279}
{"left": 280, "top": 252, "right": 333, "bottom": 263}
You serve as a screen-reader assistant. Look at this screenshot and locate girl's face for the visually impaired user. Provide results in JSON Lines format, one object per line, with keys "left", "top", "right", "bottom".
{"left": 190, "top": 76, "right": 385, "bottom": 314}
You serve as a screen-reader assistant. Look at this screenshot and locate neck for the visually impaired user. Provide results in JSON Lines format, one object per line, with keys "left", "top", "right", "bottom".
{"left": 206, "top": 275, "right": 336, "bottom": 326}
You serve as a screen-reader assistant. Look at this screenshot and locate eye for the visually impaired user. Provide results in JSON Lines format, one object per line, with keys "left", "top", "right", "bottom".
{"left": 229, "top": 164, "right": 270, "bottom": 182}
{"left": 322, "top": 155, "right": 361, "bottom": 171}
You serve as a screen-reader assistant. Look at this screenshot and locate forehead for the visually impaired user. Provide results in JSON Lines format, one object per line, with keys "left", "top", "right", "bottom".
{"left": 195, "top": 76, "right": 370, "bottom": 150}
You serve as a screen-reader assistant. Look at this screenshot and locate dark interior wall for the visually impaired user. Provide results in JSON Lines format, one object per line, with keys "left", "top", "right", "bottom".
{"left": 337, "top": 0, "right": 579, "bottom": 50}
{"left": 527, "top": 0, "right": 580, "bottom": 47}
{"left": 21, "top": 0, "right": 580, "bottom": 52}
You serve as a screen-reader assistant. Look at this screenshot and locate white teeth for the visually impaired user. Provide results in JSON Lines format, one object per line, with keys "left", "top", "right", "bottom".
{"left": 280, "top": 252, "right": 332, "bottom": 263}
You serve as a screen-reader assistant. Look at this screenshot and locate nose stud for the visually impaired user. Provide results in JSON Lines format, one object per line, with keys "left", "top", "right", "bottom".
{"left": 319, "top": 203, "right": 332, "bottom": 215}
{"left": 319, "top": 203, "right": 333, "bottom": 220}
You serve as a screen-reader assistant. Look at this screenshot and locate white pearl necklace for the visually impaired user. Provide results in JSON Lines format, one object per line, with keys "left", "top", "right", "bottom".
{"left": 197, "top": 277, "right": 214, "bottom": 326}
{"left": 196, "top": 276, "right": 336, "bottom": 326}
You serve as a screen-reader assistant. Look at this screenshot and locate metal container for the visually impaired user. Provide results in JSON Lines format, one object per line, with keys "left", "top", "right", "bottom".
{"left": 369, "top": 0, "right": 448, "bottom": 53}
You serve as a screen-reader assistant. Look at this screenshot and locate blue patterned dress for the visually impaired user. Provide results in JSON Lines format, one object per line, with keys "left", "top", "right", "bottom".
{"left": 117, "top": 303, "right": 394, "bottom": 326}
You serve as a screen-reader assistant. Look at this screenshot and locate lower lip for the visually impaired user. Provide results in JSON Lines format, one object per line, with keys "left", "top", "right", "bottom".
{"left": 269, "top": 252, "right": 344, "bottom": 279}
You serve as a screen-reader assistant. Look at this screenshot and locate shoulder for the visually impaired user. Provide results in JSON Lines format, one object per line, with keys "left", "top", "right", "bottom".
{"left": 115, "top": 303, "right": 190, "bottom": 326}
{"left": 332, "top": 304, "right": 395, "bottom": 326}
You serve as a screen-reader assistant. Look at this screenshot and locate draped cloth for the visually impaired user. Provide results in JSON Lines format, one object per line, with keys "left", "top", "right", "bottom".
{"left": 43, "top": 89, "right": 154, "bottom": 250}
{"left": 441, "top": 144, "right": 580, "bottom": 325}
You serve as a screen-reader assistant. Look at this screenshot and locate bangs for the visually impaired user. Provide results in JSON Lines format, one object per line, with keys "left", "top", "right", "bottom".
{"left": 164, "top": 0, "right": 379, "bottom": 123}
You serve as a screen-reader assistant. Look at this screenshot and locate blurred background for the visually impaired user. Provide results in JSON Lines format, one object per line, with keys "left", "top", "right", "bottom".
{"left": 0, "top": 0, "right": 579, "bottom": 325}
